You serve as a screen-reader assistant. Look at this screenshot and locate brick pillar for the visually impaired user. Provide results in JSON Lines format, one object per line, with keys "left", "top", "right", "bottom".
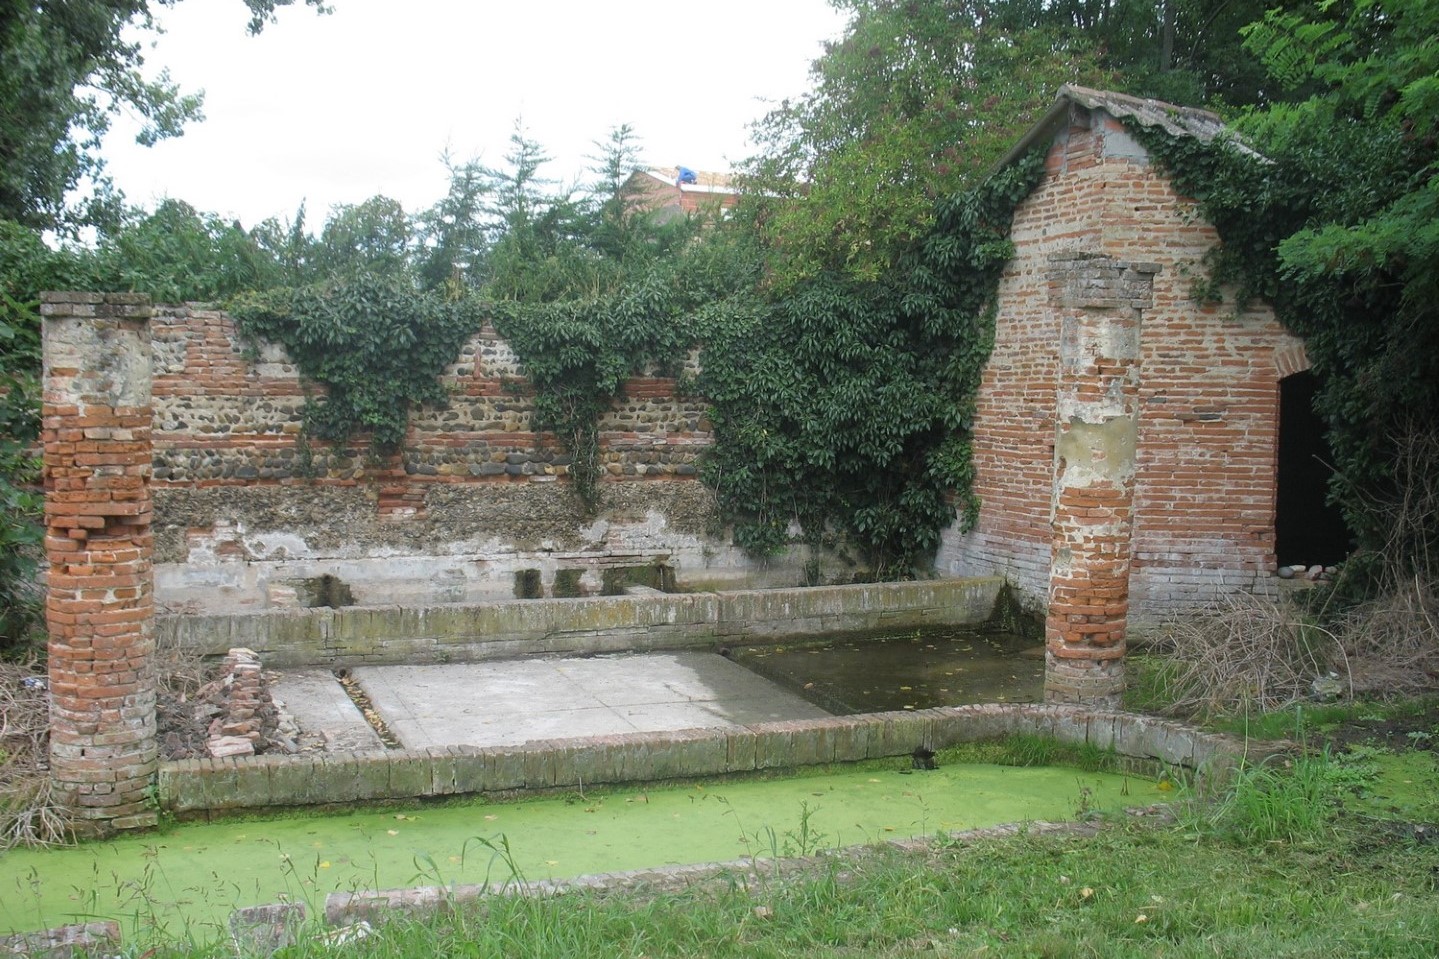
{"left": 41, "top": 292, "right": 158, "bottom": 835}
{"left": 1044, "top": 255, "right": 1156, "bottom": 706}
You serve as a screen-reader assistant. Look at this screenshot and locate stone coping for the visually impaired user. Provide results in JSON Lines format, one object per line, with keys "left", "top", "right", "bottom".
{"left": 322, "top": 817, "right": 1109, "bottom": 928}
{"left": 157, "top": 577, "right": 1006, "bottom": 667}
{"left": 159, "top": 703, "right": 1269, "bottom": 817}
{"left": 0, "top": 921, "right": 120, "bottom": 959}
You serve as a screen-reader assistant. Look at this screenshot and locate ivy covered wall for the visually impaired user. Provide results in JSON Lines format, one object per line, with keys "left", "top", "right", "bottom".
{"left": 134, "top": 91, "right": 1322, "bottom": 621}
{"left": 144, "top": 302, "right": 820, "bottom": 610}
{"left": 937, "top": 92, "right": 1308, "bottom": 625}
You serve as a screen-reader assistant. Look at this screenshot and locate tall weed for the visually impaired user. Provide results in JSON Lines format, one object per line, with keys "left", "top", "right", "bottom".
{"left": 1202, "top": 747, "right": 1375, "bottom": 844}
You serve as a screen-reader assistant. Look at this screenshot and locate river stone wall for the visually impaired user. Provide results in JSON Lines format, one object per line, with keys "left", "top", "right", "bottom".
{"left": 148, "top": 306, "right": 833, "bottom": 611}
{"left": 157, "top": 578, "right": 1005, "bottom": 667}
{"left": 158, "top": 703, "right": 1267, "bottom": 817}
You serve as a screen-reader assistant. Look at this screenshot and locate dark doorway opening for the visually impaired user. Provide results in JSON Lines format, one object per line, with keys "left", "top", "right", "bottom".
{"left": 1275, "top": 371, "right": 1350, "bottom": 566}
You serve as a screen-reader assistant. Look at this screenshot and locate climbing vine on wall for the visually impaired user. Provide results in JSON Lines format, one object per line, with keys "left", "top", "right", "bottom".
{"left": 698, "top": 150, "right": 1047, "bottom": 576}
{"left": 490, "top": 234, "right": 763, "bottom": 512}
{"left": 224, "top": 155, "right": 1042, "bottom": 580}
{"left": 491, "top": 273, "right": 694, "bottom": 512}
{"left": 1130, "top": 102, "right": 1438, "bottom": 587}
{"left": 231, "top": 274, "right": 482, "bottom": 452}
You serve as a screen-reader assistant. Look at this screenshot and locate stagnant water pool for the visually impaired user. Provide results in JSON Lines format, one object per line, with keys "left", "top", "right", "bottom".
{"left": 1, "top": 760, "right": 1163, "bottom": 942}
{"left": 731, "top": 625, "right": 1045, "bottom": 713}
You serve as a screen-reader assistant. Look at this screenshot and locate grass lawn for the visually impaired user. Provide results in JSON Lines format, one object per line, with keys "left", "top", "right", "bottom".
{"left": 139, "top": 811, "right": 1436, "bottom": 958}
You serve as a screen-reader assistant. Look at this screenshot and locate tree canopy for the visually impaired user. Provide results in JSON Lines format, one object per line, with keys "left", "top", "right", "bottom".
{"left": 984, "top": 0, "right": 1294, "bottom": 106}
{"left": 735, "top": 0, "right": 1298, "bottom": 286}
{"left": 739, "top": 0, "right": 1108, "bottom": 284}
{"left": 0, "top": 0, "right": 327, "bottom": 233}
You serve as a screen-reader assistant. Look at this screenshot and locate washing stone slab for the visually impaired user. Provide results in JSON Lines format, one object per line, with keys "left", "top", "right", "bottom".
{"left": 268, "top": 668, "right": 385, "bottom": 752}
{"left": 349, "top": 651, "right": 831, "bottom": 750}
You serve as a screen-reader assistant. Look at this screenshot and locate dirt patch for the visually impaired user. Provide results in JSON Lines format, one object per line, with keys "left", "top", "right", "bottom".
{"left": 1318, "top": 701, "right": 1439, "bottom": 753}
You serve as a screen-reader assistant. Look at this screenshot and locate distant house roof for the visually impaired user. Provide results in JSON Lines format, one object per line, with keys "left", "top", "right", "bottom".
{"left": 620, "top": 167, "right": 741, "bottom": 221}
{"left": 994, "top": 83, "right": 1261, "bottom": 172}
{"left": 631, "top": 167, "right": 739, "bottom": 195}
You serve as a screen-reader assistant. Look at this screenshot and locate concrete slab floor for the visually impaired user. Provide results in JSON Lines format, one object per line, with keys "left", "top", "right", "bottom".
{"left": 269, "top": 668, "right": 385, "bottom": 752}
{"left": 347, "top": 651, "right": 832, "bottom": 750}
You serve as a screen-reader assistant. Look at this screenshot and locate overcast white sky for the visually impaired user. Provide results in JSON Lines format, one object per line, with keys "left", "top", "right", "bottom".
{"left": 101, "top": 0, "right": 848, "bottom": 229}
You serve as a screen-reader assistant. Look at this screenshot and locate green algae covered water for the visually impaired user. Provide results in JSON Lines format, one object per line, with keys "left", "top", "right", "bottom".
{"left": 1, "top": 762, "right": 1165, "bottom": 942}
{"left": 732, "top": 626, "right": 1045, "bottom": 713}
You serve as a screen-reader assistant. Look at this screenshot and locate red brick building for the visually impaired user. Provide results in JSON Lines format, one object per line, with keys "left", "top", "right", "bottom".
{"left": 937, "top": 87, "right": 1335, "bottom": 683}
{"left": 619, "top": 167, "right": 740, "bottom": 221}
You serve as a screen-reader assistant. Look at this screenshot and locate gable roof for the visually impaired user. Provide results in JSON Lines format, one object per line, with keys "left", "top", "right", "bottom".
{"left": 994, "top": 84, "right": 1259, "bottom": 172}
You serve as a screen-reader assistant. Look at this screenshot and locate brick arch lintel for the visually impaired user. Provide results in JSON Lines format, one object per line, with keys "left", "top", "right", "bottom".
{"left": 1275, "top": 340, "right": 1311, "bottom": 380}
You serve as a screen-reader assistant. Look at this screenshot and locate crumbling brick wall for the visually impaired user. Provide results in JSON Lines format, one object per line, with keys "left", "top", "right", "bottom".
{"left": 938, "top": 104, "right": 1305, "bottom": 628}
{"left": 62, "top": 101, "right": 1308, "bottom": 621}
{"left": 144, "top": 310, "right": 807, "bottom": 609}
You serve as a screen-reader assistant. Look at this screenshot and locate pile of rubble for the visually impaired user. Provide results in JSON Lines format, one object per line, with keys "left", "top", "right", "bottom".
{"left": 158, "top": 647, "right": 301, "bottom": 760}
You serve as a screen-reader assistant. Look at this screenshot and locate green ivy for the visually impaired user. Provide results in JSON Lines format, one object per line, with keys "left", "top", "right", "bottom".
{"left": 491, "top": 272, "right": 695, "bottom": 511}
{"left": 0, "top": 295, "right": 42, "bottom": 657}
{"left": 699, "top": 151, "right": 1046, "bottom": 576}
{"left": 223, "top": 156, "right": 1040, "bottom": 580}
{"left": 231, "top": 274, "right": 482, "bottom": 452}
{"left": 490, "top": 235, "right": 763, "bottom": 513}
{"left": 0, "top": 219, "right": 89, "bottom": 657}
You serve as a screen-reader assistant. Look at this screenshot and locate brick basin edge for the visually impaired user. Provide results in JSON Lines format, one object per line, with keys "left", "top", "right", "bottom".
{"left": 158, "top": 703, "right": 1268, "bottom": 817}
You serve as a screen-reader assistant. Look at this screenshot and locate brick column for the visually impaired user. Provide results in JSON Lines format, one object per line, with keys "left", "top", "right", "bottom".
{"left": 1044, "top": 255, "right": 1156, "bottom": 706}
{"left": 41, "top": 292, "right": 158, "bottom": 834}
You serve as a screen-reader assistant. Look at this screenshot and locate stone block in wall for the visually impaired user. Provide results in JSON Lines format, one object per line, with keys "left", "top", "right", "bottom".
{"left": 932, "top": 704, "right": 1014, "bottom": 746}
{"left": 872, "top": 711, "right": 936, "bottom": 758}
{"left": 219, "top": 756, "right": 275, "bottom": 810}
{"left": 520, "top": 742, "right": 561, "bottom": 788}
{"left": 1049, "top": 710, "right": 1093, "bottom": 746}
{"left": 265, "top": 754, "right": 325, "bottom": 807}
{"left": 1115, "top": 715, "right": 1193, "bottom": 767}
{"left": 344, "top": 753, "right": 397, "bottom": 803}
{"left": 386, "top": 752, "right": 434, "bottom": 798}
{"left": 749, "top": 723, "right": 798, "bottom": 771}
{"left": 193, "top": 757, "right": 242, "bottom": 812}
{"left": 788, "top": 717, "right": 840, "bottom": 771}
{"left": 1083, "top": 711, "right": 1120, "bottom": 751}
{"left": 646, "top": 729, "right": 730, "bottom": 782}
{"left": 155, "top": 759, "right": 201, "bottom": 814}
{"left": 723, "top": 727, "right": 759, "bottom": 773}
{"left": 551, "top": 738, "right": 620, "bottom": 787}
{"left": 481, "top": 746, "right": 529, "bottom": 792}
{"left": 451, "top": 746, "right": 489, "bottom": 795}
{"left": 422, "top": 747, "right": 459, "bottom": 796}
{"left": 1013, "top": 704, "right": 1063, "bottom": 741}
{"left": 608, "top": 734, "right": 662, "bottom": 784}
{"left": 806, "top": 716, "right": 872, "bottom": 765}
